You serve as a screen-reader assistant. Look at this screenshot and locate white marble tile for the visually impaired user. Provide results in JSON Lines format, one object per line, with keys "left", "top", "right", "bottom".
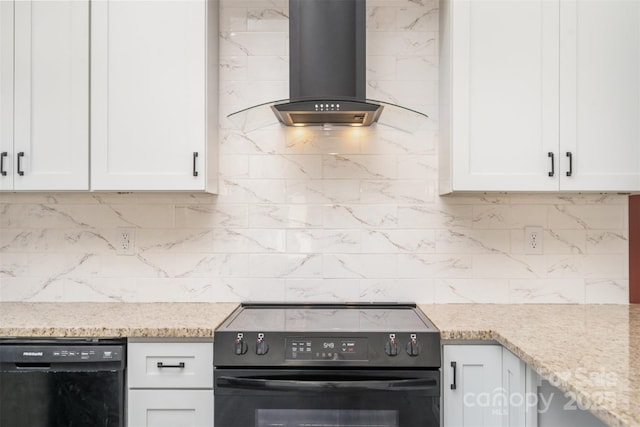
{"left": 367, "top": 31, "right": 436, "bottom": 56}
{"left": 397, "top": 155, "right": 438, "bottom": 180}
{"left": 249, "top": 204, "right": 324, "bottom": 228}
{"left": 397, "top": 55, "right": 438, "bottom": 81}
{"left": 367, "top": 55, "right": 397, "bottom": 81}
{"left": 397, "top": 254, "right": 472, "bottom": 278}
{"left": 247, "top": 6, "right": 288, "bottom": 32}
{"left": 473, "top": 254, "right": 546, "bottom": 279}
{"left": 548, "top": 205, "right": 626, "bottom": 230}
{"left": 322, "top": 155, "right": 398, "bottom": 180}
{"left": 285, "top": 279, "right": 360, "bottom": 302}
{"left": 397, "top": 204, "right": 473, "bottom": 229}
{"left": 137, "top": 229, "right": 214, "bottom": 254}
{"left": 362, "top": 229, "right": 436, "bottom": 253}
{"left": 219, "top": 31, "right": 287, "bottom": 56}
{"left": 175, "top": 204, "right": 249, "bottom": 228}
{"left": 249, "top": 155, "right": 323, "bottom": 180}
{"left": 397, "top": 4, "right": 438, "bottom": 32}
{"left": 219, "top": 154, "right": 250, "bottom": 179}
{"left": 472, "top": 205, "right": 548, "bottom": 229}
{"left": 323, "top": 205, "right": 398, "bottom": 228}
{"left": 247, "top": 55, "right": 288, "bottom": 81}
{"left": 367, "top": 80, "right": 437, "bottom": 107}
{"left": 321, "top": 230, "right": 364, "bottom": 253}
{"left": 219, "top": 7, "right": 247, "bottom": 32}
{"left": 436, "top": 229, "right": 510, "bottom": 254}
{"left": 359, "top": 279, "right": 435, "bottom": 303}
{"left": 509, "top": 279, "right": 585, "bottom": 303}
{"left": 323, "top": 254, "right": 397, "bottom": 279}
{"left": 285, "top": 180, "right": 361, "bottom": 204}
{"left": 213, "top": 278, "right": 286, "bottom": 302}
{"left": 211, "top": 228, "right": 286, "bottom": 253}
{"left": 366, "top": 6, "right": 397, "bottom": 31}
{"left": 248, "top": 253, "right": 323, "bottom": 278}
{"left": 360, "top": 180, "right": 432, "bottom": 204}
{"left": 217, "top": 179, "right": 287, "bottom": 203}
{"left": 434, "top": 279, "right": 510, "bottom": 303}
{"left": 586, "top": 231, "right": 628, "bottom": 254}
{"left": 585, "top": 279, "right": 629, "bottom": 304}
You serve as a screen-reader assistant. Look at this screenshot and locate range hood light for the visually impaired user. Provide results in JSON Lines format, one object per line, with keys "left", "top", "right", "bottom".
{"left": 322, "top": 123, "right": 333, "bottom": 131}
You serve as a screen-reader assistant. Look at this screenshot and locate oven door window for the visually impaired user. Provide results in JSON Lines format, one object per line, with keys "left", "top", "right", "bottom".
{"left": 214, "top": 369, "right": 440, "bottom": 427}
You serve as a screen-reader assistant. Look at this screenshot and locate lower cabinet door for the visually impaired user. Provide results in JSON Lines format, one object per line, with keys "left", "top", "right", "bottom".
{"left": 128, "top": 389, "right": 213, "bottom": 427}
{"left": 443, "top": 345, "right": 503, "bottom": 427}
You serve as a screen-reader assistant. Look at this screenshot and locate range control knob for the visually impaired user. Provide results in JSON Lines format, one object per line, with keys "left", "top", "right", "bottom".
{"left": 234, "top": 334, "right": 248, "bottom": 355}
{"left": 384, "top": 334, "right": 398, "bottom": 357}
{"left": 406, "top": 334, "right": 420, "bottom": 357}
{"left": 256, "top": 333, "right": 269, "bottom": 355}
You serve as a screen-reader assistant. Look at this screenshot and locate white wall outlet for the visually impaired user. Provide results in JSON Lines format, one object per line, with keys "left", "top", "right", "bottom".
{"left": 116, "top": 227, "right": 135, "bottom": 256}
{"left": 524, "top": 226, "right": 544, "bottom": 254}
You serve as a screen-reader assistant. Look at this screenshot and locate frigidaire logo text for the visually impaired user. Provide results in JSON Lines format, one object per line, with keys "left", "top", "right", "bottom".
{"left": 22, "top": 352, "right": 43, "bottom": 357}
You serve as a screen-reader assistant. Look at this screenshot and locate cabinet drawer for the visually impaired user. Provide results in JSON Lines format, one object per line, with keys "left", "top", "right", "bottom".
{"left": 128, "top": 389, "right": 213, "bottom": 427}
{"left": 128, "top": 342, "right": 212, "bottom": 389}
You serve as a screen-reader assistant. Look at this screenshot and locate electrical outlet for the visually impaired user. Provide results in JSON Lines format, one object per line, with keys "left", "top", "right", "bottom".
{"left": 524, "top": 226, "right": 543, "bottom": 254}
{"left": 117, "top": 228, "right": 135, "bottom": 256}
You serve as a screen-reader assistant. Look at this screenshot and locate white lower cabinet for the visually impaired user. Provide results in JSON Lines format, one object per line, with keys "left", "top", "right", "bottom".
{"left": 443, "top": 344, "right": 609, "bottom": 427}
{"left": 127, "top": 340, "right": 213, "bottom": 427}
{"left": 128, "top": 390, "right": 212, "bottom": 427}
{"left": 443, "top": 344, "right": 537, "bottom": 427}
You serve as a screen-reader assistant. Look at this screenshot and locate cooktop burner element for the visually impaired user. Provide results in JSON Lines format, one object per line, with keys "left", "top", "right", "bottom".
{"left": 214, "top": 303, "right": 441, "bottom": 368}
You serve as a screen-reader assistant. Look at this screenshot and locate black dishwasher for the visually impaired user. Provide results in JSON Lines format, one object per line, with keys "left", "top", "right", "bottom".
{"left": 0, "top": 338, "right": 126, "bottom": 427}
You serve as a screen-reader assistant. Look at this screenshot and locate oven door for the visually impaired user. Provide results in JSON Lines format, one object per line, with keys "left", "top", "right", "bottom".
{"left": 214, "top": 368, "right": 440, "bottom": 427}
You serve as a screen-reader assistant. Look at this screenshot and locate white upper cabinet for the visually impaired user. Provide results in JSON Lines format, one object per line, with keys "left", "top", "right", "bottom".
{"left": 91, "top": 0, "right": 218, "bottom": 192}
{"left": 559, "top": 0, "right": 640, "bottom": 192}
{"left": 440, "top": 0, "right": 640, "bottom": 193}
{"left": 1, "top": 0, "right": 89, "bottom": 191}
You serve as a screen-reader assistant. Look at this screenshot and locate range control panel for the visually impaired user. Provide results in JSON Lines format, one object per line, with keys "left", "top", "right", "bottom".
{"left": 285, "top": 337, "right": 368, "bottom": 361}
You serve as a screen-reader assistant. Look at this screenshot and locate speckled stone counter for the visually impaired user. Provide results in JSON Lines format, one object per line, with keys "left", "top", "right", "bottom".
{"left": 2, "top": 303, "right": 637, "bottom": 426}
{"left": 419, "top": 304, "right": 640, "bottom": 427}
{"left": 0, "top": 302, "right": 239, "bottom": 338}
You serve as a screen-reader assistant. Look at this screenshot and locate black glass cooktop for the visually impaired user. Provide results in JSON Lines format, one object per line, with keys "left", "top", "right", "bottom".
{"left": 219, "top": 303, "right": 434, "bottom": 333}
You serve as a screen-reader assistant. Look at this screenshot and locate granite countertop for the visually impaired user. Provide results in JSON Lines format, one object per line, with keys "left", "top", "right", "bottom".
{"left": 0, "top": 302, "right": 239, "bottom": 338}
{"left": 1, "top": 302, "right": 637, "bottom": 426}
{"left": 420, "top": 304, "right": 639, "bottom": 427}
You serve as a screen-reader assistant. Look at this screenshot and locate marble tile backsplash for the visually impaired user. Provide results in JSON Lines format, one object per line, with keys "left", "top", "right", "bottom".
{"left": 0, "top": 0, "right": 629, "bottom": 303}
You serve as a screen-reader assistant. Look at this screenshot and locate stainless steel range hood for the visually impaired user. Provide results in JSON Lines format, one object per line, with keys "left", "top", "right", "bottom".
{"left": 226, "top": 0, "right": 428, "bottom": 132}
{"left": 271, "top": 0, "right": 383, "bottom": 127}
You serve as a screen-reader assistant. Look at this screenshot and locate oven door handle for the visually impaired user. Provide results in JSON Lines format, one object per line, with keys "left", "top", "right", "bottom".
{"left": 216, "top": 376, "right": 438, "bottom": 392}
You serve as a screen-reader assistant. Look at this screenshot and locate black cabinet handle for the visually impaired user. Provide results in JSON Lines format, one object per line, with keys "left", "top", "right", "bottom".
{"left": 157, "top": 362, "right": 185, "bottom": 369}
{"left": 0, "top": 152, "right": 7, "bottom": 176}
{"left": 192, "top": 152, "right": 199, "bottom": 177}
{"left": 566, "top": 152, "right": 573, "bottom": 177}
{"left": 450, "top": 361, "right": 457, "bottom": 390}
{"left": 17, "top": 152, "right": 24, "bottom": 176}
{"left": 548, "top": 152, "right": 554, "bottom": 177}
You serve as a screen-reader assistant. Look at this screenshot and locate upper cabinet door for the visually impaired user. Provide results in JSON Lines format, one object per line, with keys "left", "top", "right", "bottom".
{"left": 446, "top": 0, "right": 560, "bottom": 192}
{"left": 559, "top": 0, "right": 640, "bottom": 192}
{"left": 91, "top": 0, "right": 207, "bottom": 191}
{"left": 0, "top": 1, "right": 14, "bottom": 190}
{"left": 12, "top": 0, "right": 89, "bottom": 191}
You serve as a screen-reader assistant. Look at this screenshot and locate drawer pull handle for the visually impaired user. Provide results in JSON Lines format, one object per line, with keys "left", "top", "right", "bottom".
{"left": 193, "top": 152, "right": 199, "bottom": 177}
{"left": 566, "top": 151, "right": 573, "bottom": 177}
{"left": 17, "top": 152, "right": 24, "bottom": 176}
{"left": 548, "top": 152, "right": 554, "bottom": 177}
{"left": 157, "top": 362, "right": 185, "bottom": 369}
{"left": 450, "top": 361, "right": 457, "bottom": 390}
{"left": 1, "top": 152, "right": 7, "bottom": 176}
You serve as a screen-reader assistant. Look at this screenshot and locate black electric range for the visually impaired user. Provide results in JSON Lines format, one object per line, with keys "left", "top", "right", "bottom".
{"left": 214, "top": 302, "right": 440, "bottom": 368}
{"left": 213, "top": 303, "right": 441, "bottom": 427}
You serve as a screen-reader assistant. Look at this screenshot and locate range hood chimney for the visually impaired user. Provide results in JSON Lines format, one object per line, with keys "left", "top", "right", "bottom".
{"left": 271, "top": 0, "right": 383, "bottom": 127}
